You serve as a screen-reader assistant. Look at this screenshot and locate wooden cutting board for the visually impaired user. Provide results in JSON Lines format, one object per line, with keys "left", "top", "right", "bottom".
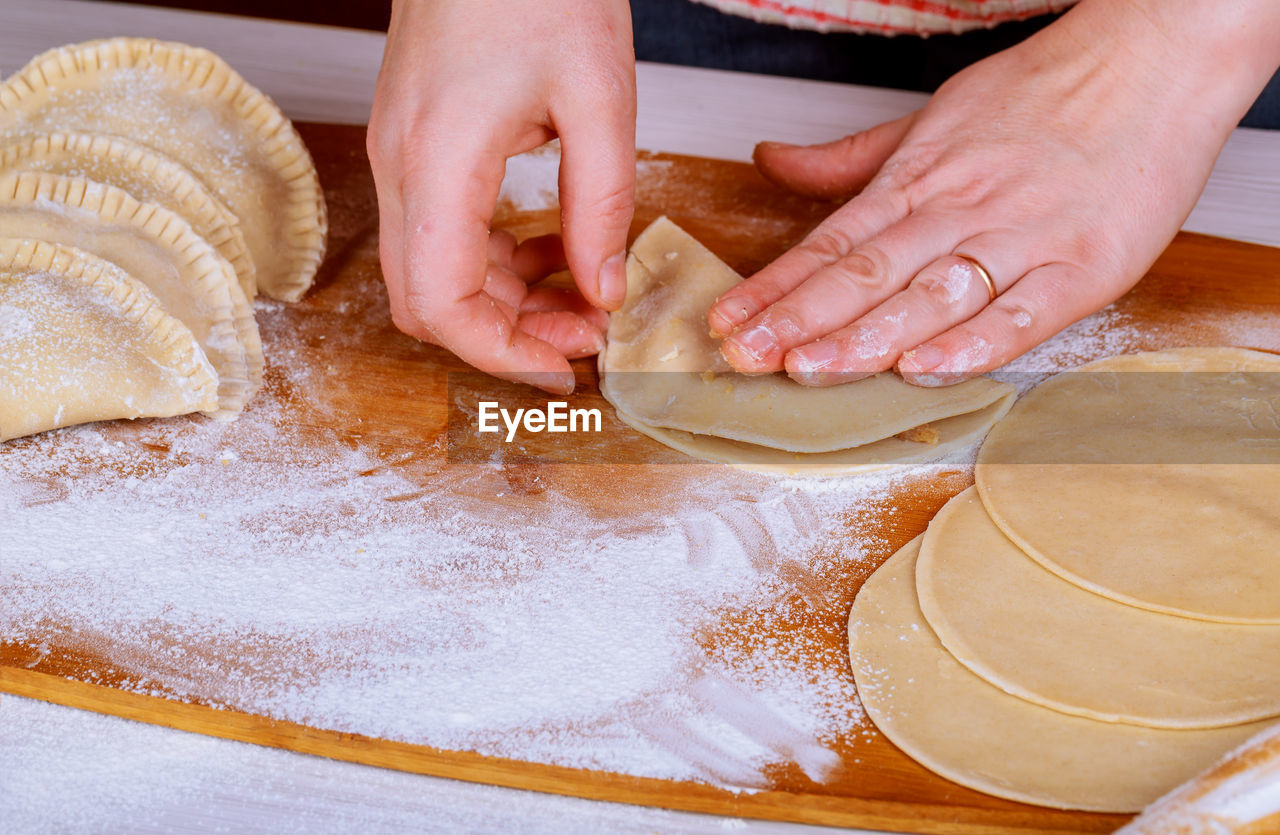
{"left": 3, "top": 123, "right": 1279, "bottom": 834}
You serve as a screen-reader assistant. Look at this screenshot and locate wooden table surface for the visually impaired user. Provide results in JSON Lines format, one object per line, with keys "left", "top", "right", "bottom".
{"left": 2, "top": 3, "right": 1280, "bottom": 834}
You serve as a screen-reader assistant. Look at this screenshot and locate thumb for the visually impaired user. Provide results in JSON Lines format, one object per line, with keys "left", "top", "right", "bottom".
{"left": 555, "top": 90, "right": 637, "bottom": 312}
{"left": 754, "top": 112, "right": 917, "bottom": 199}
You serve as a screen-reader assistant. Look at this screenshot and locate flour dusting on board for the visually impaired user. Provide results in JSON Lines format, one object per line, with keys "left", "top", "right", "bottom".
{"left": 1, "top": 305, "right": 905, "bottom": 787}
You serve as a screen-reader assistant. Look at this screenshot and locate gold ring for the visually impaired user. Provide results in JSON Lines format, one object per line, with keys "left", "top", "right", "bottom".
{"left": 955, "top": 254, "right": 997, "bottom": 303}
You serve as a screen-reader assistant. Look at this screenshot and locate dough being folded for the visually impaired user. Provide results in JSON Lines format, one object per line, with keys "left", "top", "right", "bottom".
{"left": 848, "top": 537, "right": 1274, "bottom": 813}
{"left": 0, "top": 171, "right": 261, "bottom": 416}
{"left": 976, "top": 348, "right": 1280, "bottom": 624}
{"left": 0, "top": 37, "right": 325, "bottom": 301}
{"left": 916, "top": 487, "right": 1280, "bottom": 729}
{"left": 0, "top": 131, "right": 256, "bottom": 298}
{"left": 600, "top": 217, "right": 1015, "bottom": 473}
{"left": 0, "top": 238, "right": 217, "bottom": 441}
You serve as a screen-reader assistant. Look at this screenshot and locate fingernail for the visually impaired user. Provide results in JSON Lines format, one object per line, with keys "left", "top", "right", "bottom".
{"left": 899, "top": 344, "right": 944, "bottom": 373}
{"left": 724, "top": 325, "right": 777, "bottom": 364}
{"left": 788, "top": 340, "right": 839, "bottom": 374}
{"left": 598, "top": 252, "right": 627, "bottom": 310}
{"left": 708, "top": 302, "right": 751, "bottom": 338}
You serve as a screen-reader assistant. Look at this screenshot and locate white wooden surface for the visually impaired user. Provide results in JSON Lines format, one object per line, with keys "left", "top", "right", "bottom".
{"left": 1, "top": 1, "right": 1276, "bottom": 832}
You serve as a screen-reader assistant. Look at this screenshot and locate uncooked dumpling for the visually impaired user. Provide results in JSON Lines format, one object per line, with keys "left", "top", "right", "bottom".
{"left": 975, "top": 348, "right": 1280, "bottom": 624}
{"left": 600, "top": 217, "right": 1015, "bottom": 473}
{"left": 0, "top": 237, "right": 217, "bottom": 441}
{"left": 0, "top": 171, "right": 261, "bottom": 415}
{"left": 0, "top": 37, "right": 325, "bottom": 301}
{"left": 0, "top": 131, "right": 255, "bottom": 297}
{"left": 916, "top": 487, "right": 1280, "bottom": 729}
{"left": 847, "top": 537, "right": 1275, "bottom": 812}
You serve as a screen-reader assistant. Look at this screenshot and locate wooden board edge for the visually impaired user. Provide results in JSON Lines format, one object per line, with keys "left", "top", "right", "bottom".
{"left": 0, "top": 666, "right": 1110, "bottom": 834}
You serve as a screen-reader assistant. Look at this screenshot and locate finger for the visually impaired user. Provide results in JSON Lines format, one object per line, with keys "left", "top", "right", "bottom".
{"left": 784, "top": 230, "right": 1031, "bottom": 384}
{"left": 482, "top": 264, "right": 527, "bottom": 313}
{"left": 517, "top": 311, "right": 606, "bottom": 359}
{"left": 509, "top": 233, "right": 568, "bottom": 284}
{"left": 521, "top": 285, "right": 611, "bottom": 332}
{"left": 399, "top": 138, "right": 574, "bottom": 393}
{"left": 753, "top": 112, "right": 918, "bottom": 200}
{"left": 719, "top": 212, "right": 961, "bottom": 373}
{"left": 897, "top": 261, "right": 1107, "bottom": 386}
{"left": 554, "top": 85, "right": 637, "bottom": 312}
{"left": 487, "top": 228, "right": 518, "bottom": 266}
{"left": 784, "top": 254, "right": 1004, "bottom": 385}
{"left": 707, "top": 189, "right": 910, "bottom": 338}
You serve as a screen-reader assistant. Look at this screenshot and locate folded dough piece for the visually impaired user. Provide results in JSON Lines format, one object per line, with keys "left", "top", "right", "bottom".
{"left": 917, "top": 487, "right": 1280, "bottom": 729}
{"left": 0, "top": 131, "right": 256, "bottom": 298}
{"left": 976, "top": 348, "right": 1280, "bottom": 624}
{"left": 0, "top": 171, "right": 261, "bottom": 416}
{"left": 599, "top": 217, "right": 1016, "bottom": 473}
{"left": 0, "top": 37, "right": 325, "bottom": 301}
{"left": 848, "top": 536, "right": 1275, "bottom": 813}
{"left": 0, "top": 238, "right": 217, "bottom": 442}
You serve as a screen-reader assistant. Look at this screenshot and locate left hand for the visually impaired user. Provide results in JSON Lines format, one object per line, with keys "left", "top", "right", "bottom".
{"left": 708, "top": 0, "right": 1280, "bottom": 386}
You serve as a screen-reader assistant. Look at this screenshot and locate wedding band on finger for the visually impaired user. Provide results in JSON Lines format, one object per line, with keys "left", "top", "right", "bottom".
{"left": 954, "top": 253, "right": 997, "bottom": 303}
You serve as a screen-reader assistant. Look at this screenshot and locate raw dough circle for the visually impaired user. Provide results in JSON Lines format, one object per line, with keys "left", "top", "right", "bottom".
{"left": 975, "top": 348, "right": 1280, "bottom": 624}
{"left": 917, "top": 487, "right": 1280, "bottom": 729}
{"left": 847, "top": 537, "right": 1274, "bottom": 812}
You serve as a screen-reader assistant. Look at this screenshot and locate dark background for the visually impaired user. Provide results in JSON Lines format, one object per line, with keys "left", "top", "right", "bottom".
{"left": 105, "top": 0, "right": 1276, "bottom": 126}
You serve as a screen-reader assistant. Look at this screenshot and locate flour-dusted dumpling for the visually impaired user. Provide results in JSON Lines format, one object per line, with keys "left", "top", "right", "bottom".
{"left": 599, "top": 217, "right": 1016, "bottom": 474}
{"left": 0, "top": 131, "right": 256, "bottom": 298}
{"left": 916, "top": 487, "right": 1280, "bottom": 729}
{"left": 0, "top": 238, "right": 217, "bottom": 442}
{"left": 847, "top": 537, "right": 1276, "bottom": 813}
{"left": 975, "top": 348, "right": 1280, "bottom": 624}
{"left": 0, "top": 37, "right": 325, "bottom": 301}
{"left": 0, "top": 171, "right": 261, "bottom": 416}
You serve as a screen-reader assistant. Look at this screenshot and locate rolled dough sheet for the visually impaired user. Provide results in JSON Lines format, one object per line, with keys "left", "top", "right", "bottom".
{"left": 600, "top": 217, "right": 1015, "bottom": 470}
{"left": 847, "top": 536, "right": 1275, "bottom": 812}
{"left": 917, "top": 487, "right": 1280, "bottom": 729}
{"left": 975, "top": 348, "right": 1280, "bottom": 624}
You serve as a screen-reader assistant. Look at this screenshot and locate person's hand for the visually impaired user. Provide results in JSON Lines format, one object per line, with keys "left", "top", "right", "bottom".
{"left": 708, "top": 0, "right": 1280, "bottom": 386}
{"left": 367, "top": 0, "right": 636, "bottom": 394}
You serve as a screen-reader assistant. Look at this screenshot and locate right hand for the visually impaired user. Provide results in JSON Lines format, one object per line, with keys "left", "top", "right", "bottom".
{"left": 367, "top": 0, "right": 637, "bottom": 394}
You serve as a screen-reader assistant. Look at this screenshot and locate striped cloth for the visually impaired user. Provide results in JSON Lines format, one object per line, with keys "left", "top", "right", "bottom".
{"left": 690, "top": 0, "right": 1076, "bottom": 35}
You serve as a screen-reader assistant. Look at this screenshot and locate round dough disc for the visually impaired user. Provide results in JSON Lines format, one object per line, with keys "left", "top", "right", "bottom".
{"left": 847, "top": 536, "right": 1275, "bottom": 812}
{"left": 917, "top": 487, "right": 1280, "bottom": 728}
{"left": 975, "top": 348, "right": 1280, "bottom": 624}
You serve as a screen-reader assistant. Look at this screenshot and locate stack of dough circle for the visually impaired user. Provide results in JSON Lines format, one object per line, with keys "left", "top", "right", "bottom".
{"left": 975, "top": 348, "right": 1280, "bottom": 624}
{"left": 0, "top": 37, "right": 327, "bottom": 440}
{"left": 848, "top": 347, "right": 1280, "bottom": 812}
{"left": 600, "top": 217, "right": 1017, "bottom": 474}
